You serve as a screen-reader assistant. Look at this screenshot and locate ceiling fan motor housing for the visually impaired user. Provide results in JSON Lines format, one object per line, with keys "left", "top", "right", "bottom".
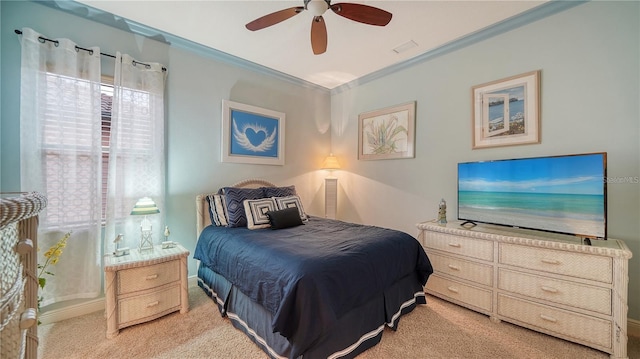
{"left": 306, "top": 0, "right": 330, "bottom": 16}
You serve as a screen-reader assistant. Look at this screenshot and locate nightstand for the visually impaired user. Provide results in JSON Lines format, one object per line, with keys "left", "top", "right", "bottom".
{"left": 104, "top": 244, "right": 189, "bottom": 338}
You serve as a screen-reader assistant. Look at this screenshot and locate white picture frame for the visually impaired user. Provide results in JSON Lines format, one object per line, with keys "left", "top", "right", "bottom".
{"left": 221, "top": 100, "right": 285, "bottom": 165}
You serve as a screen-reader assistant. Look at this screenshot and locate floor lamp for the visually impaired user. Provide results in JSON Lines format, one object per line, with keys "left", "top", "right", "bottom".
{"left": 321, "top": 154, "right": 340, "bottom": 219}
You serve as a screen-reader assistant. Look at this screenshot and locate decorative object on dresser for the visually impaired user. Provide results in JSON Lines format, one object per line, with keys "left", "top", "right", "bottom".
{"left": 437, "top": 198, "right": 447, "bottom": 225}
{"left": 321, "top": 153, "right": 340, "bottom": 219}
{"left": 1, "top": 192, "right": 47, "bottom": 359}
{"left": 130, "top": 197, "right": 161, "bottom": 251}
{"left": 471, "top": 70, "right": 540, "bottom": 149}
{"left": 358, "top": 101, "right": 416, "bottom": 160}
{"left": 417, "top": 220, "right": 632, "bottom": 359}
{"left": 220, "top": 100, "right": 285, "bottom": 166}
{"left": 104, "top": 244, "right": 189, "bottom": 338}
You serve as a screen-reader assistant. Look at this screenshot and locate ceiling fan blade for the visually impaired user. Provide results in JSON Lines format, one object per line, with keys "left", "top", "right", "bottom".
{"left": 311, "top": 16, "right": 327, "bottom": 55}
{"left": 246, "top": 6, "right": 305, "bottom": 31}
{"left": 330, "top": 3, "right": 392, "bottom": 26}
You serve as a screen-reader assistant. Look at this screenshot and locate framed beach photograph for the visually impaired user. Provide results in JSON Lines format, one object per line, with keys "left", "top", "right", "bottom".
{"left": 471, "top": 70, "right": 540, "bottom": 149}
{"left": 221, "top": 100, "right": 285, "bottom": 165}
{"left": 358, "top": 101, "right": 416, "bottom": 160}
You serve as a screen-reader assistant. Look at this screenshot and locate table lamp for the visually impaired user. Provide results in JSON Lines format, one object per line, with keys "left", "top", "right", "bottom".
{"left": 130, "top": 197, "right": 160, "bottom": 251}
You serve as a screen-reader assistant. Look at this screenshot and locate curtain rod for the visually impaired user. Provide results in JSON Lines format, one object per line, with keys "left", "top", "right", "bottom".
{"left": 14, "top": 29, "right": 167, "bottom": 72}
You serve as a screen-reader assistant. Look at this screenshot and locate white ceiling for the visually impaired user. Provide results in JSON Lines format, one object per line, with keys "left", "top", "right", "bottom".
{"left": 76, "top": 0, "right": 548, "bottom": 90}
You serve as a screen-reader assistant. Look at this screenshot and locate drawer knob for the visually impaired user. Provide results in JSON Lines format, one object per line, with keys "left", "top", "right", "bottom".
{"left": 147, "top": 301, "right": 159, "bottom": 308}
{"left": 541, "top": 286, "right": 558, "bottom": 293}
{"left": 447, "top": 286, "right": 459, "bottom": 293}
{"left": 145, "top": 274, "right": 159, "bottom": 280}
{"left": 540, "top": 258, "right": 560, "bottom": 265}
{"left": 447, "top": 264, "right": 461, "bottom": 271}
{"left": 539, "top": 314, "right": 557, "bottom": 323}
{"left": 448, "top": 243, "right": 461, "bottom": 248}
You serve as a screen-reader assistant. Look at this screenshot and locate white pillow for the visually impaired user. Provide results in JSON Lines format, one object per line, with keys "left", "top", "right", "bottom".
{"left": 243, "top": 198, "right": 277, "bottom": 230}
{"left": 273, "top": 195, "right": 308, "bottom": 222}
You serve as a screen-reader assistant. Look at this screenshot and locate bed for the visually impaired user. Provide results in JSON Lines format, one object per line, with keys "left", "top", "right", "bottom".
{"left": 194, "top": 179, "right": 433, "bottom": 359}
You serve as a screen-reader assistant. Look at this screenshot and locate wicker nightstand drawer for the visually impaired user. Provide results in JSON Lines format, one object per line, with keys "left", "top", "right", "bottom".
{"left": 117, "top": 260, "right": 180, "bottom": 295}
{"left": 424, "top": 231, "right": 493, "bottom": 261}
{"left": 498, "top": 268, "right": 611, "bottom": 315}
{"left": 497, "top": 294, "right": 612, "bottom": 350}
{"left": 429, "top": 252, "right": 493, "bottom": 286}
{"left": 118, "top": 284, "right": 181, "bottom": 326}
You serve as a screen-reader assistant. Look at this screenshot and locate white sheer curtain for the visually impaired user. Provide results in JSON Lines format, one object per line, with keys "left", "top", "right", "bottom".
{"left": 19, "top": 27, "right": 102, "bottom": 306}
{"left": 104, "top": 52, "right": 166, "bottom": 252}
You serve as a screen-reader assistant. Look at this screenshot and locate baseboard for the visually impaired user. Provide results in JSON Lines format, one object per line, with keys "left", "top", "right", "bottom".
{"left": 629, "top": 318, "right": 640, "bottom": 338}
{"left": 39, "top": 297, "right": 105, "bottom": 325}
{"left": 39, "top": 275, "right": 200, "bottom": 325}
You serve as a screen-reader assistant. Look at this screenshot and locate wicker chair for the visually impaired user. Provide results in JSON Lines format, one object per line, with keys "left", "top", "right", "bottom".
{"left": 0, "top": 192, "right": 47, "bottom": 359}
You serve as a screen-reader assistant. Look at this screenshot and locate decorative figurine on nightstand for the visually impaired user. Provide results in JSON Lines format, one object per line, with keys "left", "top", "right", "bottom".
{"left": 113, "top": 234, "right": 129, "bottom": 257}
{"left": 437, "top": 198, "right": 447, "bottom": 225}
{"left": 162, "top": 226, "right": 175, "bottom": 249}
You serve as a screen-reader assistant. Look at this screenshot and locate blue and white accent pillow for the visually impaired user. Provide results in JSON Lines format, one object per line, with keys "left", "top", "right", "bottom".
{"left": 262, "top": 185, "right": 297, "bottom": 198}
{"left": 206, "top": 194, "right": 228, "bottom": 226}
{"left": 273, "top": 195, "right": 308, "bottom": 222}
{"left": 223, "top": 187, "right": 265, "bottom": 228}
{"left": 244, "top": 198, "right": 277, "bottom": 230}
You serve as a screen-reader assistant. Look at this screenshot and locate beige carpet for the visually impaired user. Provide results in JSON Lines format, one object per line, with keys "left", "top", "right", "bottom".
{"left": 38, "top": 285, "right": 640, "bottom": 359}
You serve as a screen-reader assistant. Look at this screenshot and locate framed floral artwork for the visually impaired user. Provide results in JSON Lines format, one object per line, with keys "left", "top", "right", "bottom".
{"left": 358, "top": 101, "right": 416, "bottom": 160}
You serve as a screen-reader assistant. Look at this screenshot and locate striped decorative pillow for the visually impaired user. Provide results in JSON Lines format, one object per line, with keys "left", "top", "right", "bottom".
{"left": 244, "top": 198, "right": 277, "bottom": 230}
{"left": 206, "top": 194, "right": 228, "bottom": 226}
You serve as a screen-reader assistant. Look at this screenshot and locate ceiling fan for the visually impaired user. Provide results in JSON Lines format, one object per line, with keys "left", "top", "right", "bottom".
{"left": 245, "top": 0, "right": 392, "bottom": 55}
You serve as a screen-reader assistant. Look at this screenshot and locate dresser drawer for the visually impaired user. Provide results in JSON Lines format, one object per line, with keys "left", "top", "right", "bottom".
{"left": 497, "top": 294, "right": 611, "bottom": 350}
{"left": 498, "top": 243, "right": 612, "bottom": 283}
{"left": 429, "top": 252, "right": 493, "bottom": 286}
{"left": 424, "top": 231, "right": 493, "bottom": 261}
{"left": 118, "top": 260, "right": 180, "bottom": 295}
{"left": 498, "top": 269, "right": 611, "bottom": 315}
{"left": 118, "top": 284, "right": 181, "bottom": 326}
{"left": 426, "top": 275, "right": 492, "bottom": 313}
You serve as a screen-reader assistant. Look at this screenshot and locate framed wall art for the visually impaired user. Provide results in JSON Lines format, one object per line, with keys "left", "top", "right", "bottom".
{"left": 471, "top": 70, "right": 540, "bottom": 149}
{"left": 221, "top": 100, "right": 285, "bottom": 165}
{"left": 358, "top": 101, "right": 416, "bottom": 160}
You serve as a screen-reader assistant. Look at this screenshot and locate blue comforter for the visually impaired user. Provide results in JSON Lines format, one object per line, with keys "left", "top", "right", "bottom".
{"left": 194, "top": 217, "right": 432, "bottom": 353}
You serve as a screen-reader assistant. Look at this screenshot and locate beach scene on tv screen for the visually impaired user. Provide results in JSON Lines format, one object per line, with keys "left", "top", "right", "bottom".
{"left": 458, "top": 154, "right": 605, "bottom": 238}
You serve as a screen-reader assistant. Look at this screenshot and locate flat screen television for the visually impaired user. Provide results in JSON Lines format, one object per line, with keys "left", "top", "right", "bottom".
{"left": 457, "top": 152, "right": 607, "bottom": 239}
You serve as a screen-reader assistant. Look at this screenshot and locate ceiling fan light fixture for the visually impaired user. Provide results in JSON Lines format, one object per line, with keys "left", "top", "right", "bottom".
{"left": 307, "top": 0, "right": 329, "bottom": 16}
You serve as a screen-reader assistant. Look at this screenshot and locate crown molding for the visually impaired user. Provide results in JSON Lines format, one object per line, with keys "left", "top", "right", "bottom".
{"left": 37, "top": 0, "right": 587, "bottom": 94}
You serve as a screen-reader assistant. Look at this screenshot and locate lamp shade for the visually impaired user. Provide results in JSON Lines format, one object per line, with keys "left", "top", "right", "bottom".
{"left": 321, "top": 154, "right": 341, "bottom": 170}
{"left": 130, "top": 197, "right": 160, "bottom": 216}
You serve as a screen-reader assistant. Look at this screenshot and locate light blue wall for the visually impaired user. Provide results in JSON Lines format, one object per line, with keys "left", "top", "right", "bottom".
{"left": 331, "top": 1, "right": 640, "bottom": 319}
{"left": 0, "top": 1, "right": 332, "bottom": 277}
{"left": 2, "top": 0, "right": 639, "bottom": 323}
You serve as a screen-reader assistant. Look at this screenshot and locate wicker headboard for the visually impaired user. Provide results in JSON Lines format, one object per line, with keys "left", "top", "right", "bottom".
{"left": 195, "top": 179, "right": 276, "bottom": 238}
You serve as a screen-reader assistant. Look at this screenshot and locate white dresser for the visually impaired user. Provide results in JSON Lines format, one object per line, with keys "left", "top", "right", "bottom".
{"left": 417, "top": 220, "right": 632, "bottom": 359}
